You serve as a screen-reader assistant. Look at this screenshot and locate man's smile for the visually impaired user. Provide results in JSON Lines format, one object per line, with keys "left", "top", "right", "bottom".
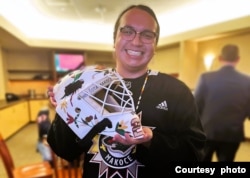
{"left": 126, "top": 49, "right": 143, "bottom": 56}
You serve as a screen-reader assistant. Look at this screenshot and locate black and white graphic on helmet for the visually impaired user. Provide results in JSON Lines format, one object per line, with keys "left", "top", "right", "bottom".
{"left": 53, "top": 66, "right": 144, "bottom": 140}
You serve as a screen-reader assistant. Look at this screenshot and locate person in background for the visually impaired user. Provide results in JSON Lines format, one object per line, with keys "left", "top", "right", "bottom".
{"left": 36, "top": 107, "right": 53, "bottom": 166}
{"left": 47, "top": 4, "right": 206, "bottom": 177}
{"left": 194, "top": 44, "right": 250, "bottom": 162}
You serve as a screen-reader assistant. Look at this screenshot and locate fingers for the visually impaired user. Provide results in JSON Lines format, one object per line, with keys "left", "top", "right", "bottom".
{"left": 113, "top": 128, "right": 152, "bottom": 146}
{"left": 47, "top": 86, "right": 53, "bottom": 97}
{"left": 116, "top": 127, "right": 152, "bottom": 145}
{"left": 47, "top": 86, "right": 57, "bottom": 107}
{"left": 112, "top": 134, "right": 131, "bottom": 145}
{"left": 49, "top": 97, "right": 57, "bottom": 107}
{"left": 142, "top": 127, "right": 153, "bottom": 140}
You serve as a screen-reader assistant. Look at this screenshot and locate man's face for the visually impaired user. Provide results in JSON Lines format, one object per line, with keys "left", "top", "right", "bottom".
{"left": 114, "top": 8, "right": 157, "bottom": 72}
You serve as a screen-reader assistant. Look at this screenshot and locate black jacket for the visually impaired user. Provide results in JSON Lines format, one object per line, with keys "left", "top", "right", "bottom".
{"left": 195, "top": 66, "right": 250, "bottom": 142}
{"left": 48, "top": 70, "right": 206, "bottom": 177}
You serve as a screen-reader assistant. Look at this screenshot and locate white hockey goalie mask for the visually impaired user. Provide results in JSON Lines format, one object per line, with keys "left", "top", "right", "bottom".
{"left": 53, "top": 66, "right": 144, "bottom": 139}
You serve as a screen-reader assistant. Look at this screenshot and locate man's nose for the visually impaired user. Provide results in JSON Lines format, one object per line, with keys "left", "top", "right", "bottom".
{"left": 132, "top": 33, "right": 143, "bottom": 45}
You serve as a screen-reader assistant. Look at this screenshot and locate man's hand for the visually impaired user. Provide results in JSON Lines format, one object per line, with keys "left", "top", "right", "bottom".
{"left": 112, "top": 126, "right": 153, "bottom": 147}
{"left": 47, "top": 86, "right": 57, "bottom": 107}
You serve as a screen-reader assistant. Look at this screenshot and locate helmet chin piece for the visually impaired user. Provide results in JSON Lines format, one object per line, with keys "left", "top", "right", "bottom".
{"left": 53, "top": 66, "right": 144, "bottom": 139}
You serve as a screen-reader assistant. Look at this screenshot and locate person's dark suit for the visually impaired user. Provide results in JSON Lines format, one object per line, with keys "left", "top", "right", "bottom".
{"left": 194, "top": 65, "right": 250, "bottom": 161}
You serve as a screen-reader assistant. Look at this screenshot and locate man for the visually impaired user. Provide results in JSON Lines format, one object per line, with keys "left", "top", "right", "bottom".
{"left": 194, "top": 44, "right": 250, "bottom": 161}
{"left": 47, "top": 5, "right": 206, "bottom": 177}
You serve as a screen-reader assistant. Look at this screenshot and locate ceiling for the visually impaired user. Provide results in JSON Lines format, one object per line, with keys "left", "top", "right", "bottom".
{"left": 0, "top": 0, "right": 250, "bottom": 51}
{"left": 32, "top": 0, "right": 190, "bottom": 23}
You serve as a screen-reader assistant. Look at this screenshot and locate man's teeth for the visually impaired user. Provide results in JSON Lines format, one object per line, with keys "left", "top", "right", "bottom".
{"left": 127, "top": 50, "right": 142, "bottom": 56}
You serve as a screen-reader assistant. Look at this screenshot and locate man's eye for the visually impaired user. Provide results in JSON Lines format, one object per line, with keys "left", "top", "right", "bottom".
{"left": 141, "top": 32, "right": 154, "bottom": 39}
{"left": 122, "top": 28, "right": 134, "bottom": 35}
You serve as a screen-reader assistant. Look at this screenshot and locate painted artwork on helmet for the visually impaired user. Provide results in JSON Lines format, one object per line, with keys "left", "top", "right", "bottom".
{"left": 53, "top": 66, "right": 144, "bottom": 140}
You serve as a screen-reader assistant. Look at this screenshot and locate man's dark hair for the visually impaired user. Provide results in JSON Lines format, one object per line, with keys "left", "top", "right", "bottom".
{"left": 113, "top": 4, "right": 160, "bottom": 45}
{"left": 221, "top": 44, "right": 239, "bottom": 62}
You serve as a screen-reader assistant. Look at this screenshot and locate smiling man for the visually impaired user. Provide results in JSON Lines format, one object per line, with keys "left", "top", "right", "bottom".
{"left": 47, "top": 4, "right": 206, "bottom": 178}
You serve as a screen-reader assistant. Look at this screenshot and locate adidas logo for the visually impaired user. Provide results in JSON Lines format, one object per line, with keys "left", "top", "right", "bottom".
{"left": 156, "top": 100, "right": 168, "bottom": 111}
